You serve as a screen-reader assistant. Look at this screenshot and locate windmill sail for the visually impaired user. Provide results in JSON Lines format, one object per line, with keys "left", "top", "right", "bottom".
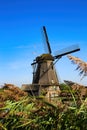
{"left": 54, "top": 44, "right": 80, "bottom": 59}
{"left": 43, "top": 26, "right": 52, "bottom": 54}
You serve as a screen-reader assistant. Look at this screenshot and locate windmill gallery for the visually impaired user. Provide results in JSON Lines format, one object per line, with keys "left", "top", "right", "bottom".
{"left": 22, "top": 26, "right": 80, "bottom": 97}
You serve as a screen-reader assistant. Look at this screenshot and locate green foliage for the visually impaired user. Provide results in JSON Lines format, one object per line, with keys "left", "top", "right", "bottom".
{"left": 59, "top": 83, "right": 71, "bottom": 90}
{"left": 1, "top": 86, "right": 87, "bottom": 130}
{"left": 0, "top": 97, "right": 59, "bottom": 130}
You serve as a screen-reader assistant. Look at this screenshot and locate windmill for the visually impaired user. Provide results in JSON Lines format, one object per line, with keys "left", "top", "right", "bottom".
{"left": 31, "top": 26, "right": 80, "bottom": 85}
{"left": 22, "top": 26, "right": 80, "bottom": 96}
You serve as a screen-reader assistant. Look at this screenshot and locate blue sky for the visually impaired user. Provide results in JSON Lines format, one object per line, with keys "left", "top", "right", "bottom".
{"left": 0, "top": 0, "right": 87, "bottom": 86}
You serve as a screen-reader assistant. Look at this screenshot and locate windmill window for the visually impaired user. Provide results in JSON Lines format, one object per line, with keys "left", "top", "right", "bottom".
{"left": 51, "top": 80, "right": 54, "bottom": 84}
{"left": 51, "top": 93, "right": 56, "bottom": 98}
{"left": 51, "top": 63, "right": 53, "bottom": 69}
{"left": 51, "top": 65, "right": 53, "bottom": 69}
{"left": 53, "top": 86, "right": 56, "bottom": 90}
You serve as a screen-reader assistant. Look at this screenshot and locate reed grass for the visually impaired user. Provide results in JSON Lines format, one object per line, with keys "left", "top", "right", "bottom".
{"left": 0, "top": 84, "right": 87, "bottom": 130}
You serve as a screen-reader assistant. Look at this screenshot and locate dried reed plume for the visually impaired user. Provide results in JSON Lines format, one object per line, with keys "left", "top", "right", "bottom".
{"left": 67, "top": 55, "right": 87, "bottom": 79}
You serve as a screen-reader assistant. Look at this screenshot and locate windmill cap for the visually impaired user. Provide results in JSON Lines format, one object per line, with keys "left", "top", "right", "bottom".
{"left": 36, "top": 54, "right": 54, "bottom": 62}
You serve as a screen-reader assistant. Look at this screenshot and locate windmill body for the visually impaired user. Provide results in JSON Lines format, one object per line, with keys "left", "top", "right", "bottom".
{"left": 32, "top": 54, "right": 59, "bottom": 86}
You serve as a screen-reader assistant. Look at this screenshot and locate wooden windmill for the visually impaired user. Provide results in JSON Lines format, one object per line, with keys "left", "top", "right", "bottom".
{"left": 22, "top": 26, "right": 80, "bottom": 96}
{"left": 31, "top": 26, "right": 80, "bottom": 85}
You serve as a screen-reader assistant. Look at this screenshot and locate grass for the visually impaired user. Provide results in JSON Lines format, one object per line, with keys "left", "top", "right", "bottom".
{"left": 0, "top": 83, "right": 87, "bottom": 130}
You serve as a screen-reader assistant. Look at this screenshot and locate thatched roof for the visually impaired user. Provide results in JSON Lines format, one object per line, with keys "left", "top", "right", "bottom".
{"left": 36, "top": 54, "right": 54, "bottom": 62}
